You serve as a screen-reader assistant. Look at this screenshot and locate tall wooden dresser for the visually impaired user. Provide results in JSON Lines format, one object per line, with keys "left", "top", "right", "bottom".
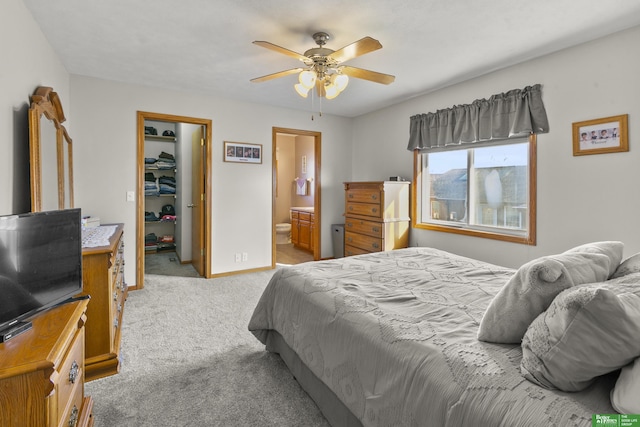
{"left": 80, "top": 224, "right": 127, "bottom": 381}
{"left": 344, "top": 181, "right": 410, "bottom": 256}
{"left": 0, "top": 299, "right": 94, "bottom": 427}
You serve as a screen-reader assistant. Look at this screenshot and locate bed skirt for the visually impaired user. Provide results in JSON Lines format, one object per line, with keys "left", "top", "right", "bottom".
{"left": 265, "top": 330, "right": 362, "bottom": 427}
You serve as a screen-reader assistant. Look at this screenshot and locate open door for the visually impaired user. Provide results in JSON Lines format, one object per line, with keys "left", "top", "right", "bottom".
{"left": 135, "top": 111, "right": 212, "bottom": 290}
{"left": 190, "top": 126, "right": 205, "bottom": 276}
{"left": 272, "top": 127, "right": 321, "bottom": 267}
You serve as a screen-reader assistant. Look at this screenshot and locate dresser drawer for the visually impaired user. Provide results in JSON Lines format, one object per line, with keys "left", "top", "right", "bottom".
{"left": 345, "top": 231, "right": 383, "bottom": 252}
{"left": 59, "top": 381, "right": 85, "bottom": 427}
{"left": 345, "top": 218, "right": 383, "bottom": 238}
{"left": 346, "top": 202, "right": 382, "bottom": 218}
{"left": 298, "top": 211, "right": 311, "bottom": 222}
{"left": 344, "top": 244, "right": 372, "bottom": 257}
{"left": 346, "top": 189, "right": 382, "bottom": 204}
{"left": 55, "top": 328, "right": 84, "bottom": 427}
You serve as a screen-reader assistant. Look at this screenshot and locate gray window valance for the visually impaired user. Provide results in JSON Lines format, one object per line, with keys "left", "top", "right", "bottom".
{"left": 407, "top": 84, "right": 549, "bottom": 151}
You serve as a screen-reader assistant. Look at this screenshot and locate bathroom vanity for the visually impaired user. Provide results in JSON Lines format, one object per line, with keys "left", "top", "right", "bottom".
{"left": 290, "top": 207, "right": 315, "bottom": 253}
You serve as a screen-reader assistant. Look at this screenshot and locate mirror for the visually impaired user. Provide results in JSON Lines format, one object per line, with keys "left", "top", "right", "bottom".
{"left": 28, "top": 86, "right": 74, "bottom": 212}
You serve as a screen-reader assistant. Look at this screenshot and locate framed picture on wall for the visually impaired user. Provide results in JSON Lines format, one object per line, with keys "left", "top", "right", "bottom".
{"left": 224, "top": 141, "right": 262, "bottom": 164}
{"left": 572, "top": 114, "right": 628, "bottom": 156}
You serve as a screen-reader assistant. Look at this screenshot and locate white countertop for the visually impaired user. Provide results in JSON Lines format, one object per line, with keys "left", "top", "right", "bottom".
{"left": 290, "top": 207, "right": 315, "bottom": 213}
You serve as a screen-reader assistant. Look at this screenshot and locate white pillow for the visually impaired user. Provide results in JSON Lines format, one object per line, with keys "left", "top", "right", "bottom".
{"left": 478, "top": 241, "right": 623, "bottom": 344}
{"left": 611, "top": 357, "right": 640, "bottom": 414}
{"left": 611, "top": 253, "right": 640, "bottom": 279}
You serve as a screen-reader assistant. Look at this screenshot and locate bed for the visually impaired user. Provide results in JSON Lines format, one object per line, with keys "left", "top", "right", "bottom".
{"left": 248, "top": 246, "right": 640, "bottom": 426}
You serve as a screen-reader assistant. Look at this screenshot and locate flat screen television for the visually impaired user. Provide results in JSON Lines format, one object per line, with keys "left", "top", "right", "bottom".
{"left": 0, "top": 208, "right": 83, "bottom": 338}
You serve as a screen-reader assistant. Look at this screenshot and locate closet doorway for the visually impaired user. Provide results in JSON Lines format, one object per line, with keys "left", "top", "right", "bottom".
{"left": 272, "top": 127, "right": 321, "bottom": 266}
{"left": 135, "top": 111, "right": 212, "bottom": 289}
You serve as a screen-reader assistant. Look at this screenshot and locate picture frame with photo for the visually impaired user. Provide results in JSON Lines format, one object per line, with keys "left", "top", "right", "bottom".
{"left": 572, "top": 114, "right": 628, "bottom": 156}
{"left": 224, "top": 141, "right": 262, "bottom": 164}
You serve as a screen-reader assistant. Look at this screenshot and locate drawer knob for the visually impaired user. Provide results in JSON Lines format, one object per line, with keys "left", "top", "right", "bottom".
{"left": 372, "top": 243, "right": 379, "bottom": 249}
{"left": 372, "top": 208, "right": 378, "bottom": 213}
{"left": 371, "top": 194, "right": 377, "bottom": 200}
{"left": 348, "top": 194, "right": 354, "bottom": 198}
{"left": 372, "top": 227, "right": 380, "bottom": 232}
{"left": 346, "top": 223, "right": 352, "bottom": 227}
{"left": 68, "top": 405, "right": 79, "bottom": 427}
{"left": 69, "top": 360, "right": 79, "bottom": 384}
{"left": 349, "top": 206, "right": 354, "bottom": 211}
{"left": 347, "top": 237, "right": 352, "bottom": 242}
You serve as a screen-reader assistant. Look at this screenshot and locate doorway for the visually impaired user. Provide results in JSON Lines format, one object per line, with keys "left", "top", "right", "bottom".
{"left": 272, "top": 127, "right": 321, "bottom": 266}
{"left": 135, "top": 111, "right": 212, "bottom": 290}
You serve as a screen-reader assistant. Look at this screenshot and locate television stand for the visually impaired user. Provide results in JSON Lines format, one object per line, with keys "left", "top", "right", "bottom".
{"left": 0, "top": 320, "right": 32, "bottom": 343}
{"left": 0, "top": 299, "right": 93, "bottom": 426}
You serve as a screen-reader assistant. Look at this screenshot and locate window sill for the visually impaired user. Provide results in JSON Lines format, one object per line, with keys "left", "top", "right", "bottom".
{"left": 413, "top": 221, "right": 535, "bottom": 245}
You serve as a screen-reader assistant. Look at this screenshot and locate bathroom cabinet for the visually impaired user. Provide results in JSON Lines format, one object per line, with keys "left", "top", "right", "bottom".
{"left": 290, "top": 207, "right": 314, "bottom": 252}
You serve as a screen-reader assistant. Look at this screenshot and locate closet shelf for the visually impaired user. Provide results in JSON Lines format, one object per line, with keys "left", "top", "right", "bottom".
{"left": 144, "top": 135, "right": 176, "bottom": 142}
{"left": 145, "top": 167, "right": 177, "bottom": 172}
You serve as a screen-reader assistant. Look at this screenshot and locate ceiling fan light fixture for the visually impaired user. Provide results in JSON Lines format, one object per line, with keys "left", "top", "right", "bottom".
{"left": 298, "top": 70, "right": 317, "bottom": 89}
{"left": 294, "top": 83, "right": 310, "bottom": 98}
{"left": 252, "top": 32, "right": 394, "bottom": 106}
{"left": 324, "top": 83, "right": 340, "bottom": 100}
{"left": 334, "top": 74, "right": 349, "bottom": 92}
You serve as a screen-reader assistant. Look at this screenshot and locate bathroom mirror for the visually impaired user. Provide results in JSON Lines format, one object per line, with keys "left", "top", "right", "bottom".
{"left": 28, "top": 86, "right": 74, "bottom": 211}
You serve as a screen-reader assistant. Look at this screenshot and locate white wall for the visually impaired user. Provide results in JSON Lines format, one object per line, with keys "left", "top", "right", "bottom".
{"left": 1, "top": 0, "right": 69, "bottom": 215}
{"left": 352, "top": 25, "right": 640, "bottom": 268}
{"left": 69, "top": 75, "right": 353, "bottom": 282}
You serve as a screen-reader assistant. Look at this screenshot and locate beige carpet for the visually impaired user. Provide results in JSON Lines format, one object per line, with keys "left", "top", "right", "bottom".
{"left": 85, "top": 270, "right": 330, "bottom": 426}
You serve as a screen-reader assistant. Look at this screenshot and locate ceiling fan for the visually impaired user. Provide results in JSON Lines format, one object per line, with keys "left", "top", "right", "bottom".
{"left": 251, "top": 32, "right": 395, "bottom": 99}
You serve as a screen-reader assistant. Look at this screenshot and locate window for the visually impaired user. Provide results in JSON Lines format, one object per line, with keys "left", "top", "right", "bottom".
{"left": 413, "top": 135, "right": 536, "bottom": 244}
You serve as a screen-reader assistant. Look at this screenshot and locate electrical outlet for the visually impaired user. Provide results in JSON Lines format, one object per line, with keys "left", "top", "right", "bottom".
{"left": 235, "top": 253, "right": 241, "bottom": 263}
{"left": 242, "top": 252, "right": 248, "bottom": 262}
{"left": 126, "top": 191, "right": 135, "bottom": 202}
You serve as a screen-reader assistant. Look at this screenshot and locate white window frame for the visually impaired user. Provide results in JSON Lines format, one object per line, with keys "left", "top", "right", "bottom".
{"left": 412, "top": 134, "right": 537, "bottom": 245}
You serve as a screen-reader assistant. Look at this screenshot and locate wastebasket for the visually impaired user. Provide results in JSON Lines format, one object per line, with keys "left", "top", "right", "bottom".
{"left": 331, "top": 224, "right": 345, "bottom": 258}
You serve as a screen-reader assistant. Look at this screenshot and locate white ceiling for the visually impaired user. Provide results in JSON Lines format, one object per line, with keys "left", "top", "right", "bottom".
{"left": 23, "top": 0, "right": 640, "bottom": 118}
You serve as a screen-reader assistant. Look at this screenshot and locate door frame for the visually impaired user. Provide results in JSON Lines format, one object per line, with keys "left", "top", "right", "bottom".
{"left": 272, "top": 127, "right": 321, "bottom": 266}
{"left": 135, "top": 111, "right": 212, "bottom": 289}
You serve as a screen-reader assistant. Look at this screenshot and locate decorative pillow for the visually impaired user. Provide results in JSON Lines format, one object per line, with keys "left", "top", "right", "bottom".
{"left": 477, "top": 241, "right": 623, "bottom": 344}
{"left": 563, "top": 241, "right": 623, "bottom": 277}
{"left": 611, "top": 253, "right": 640, "bottom": 279}
{"left": 611, "top": 357, "right": 640, "bottom": 414}
{"left": 520, "top": 284, "right": 640, "bottom": 392}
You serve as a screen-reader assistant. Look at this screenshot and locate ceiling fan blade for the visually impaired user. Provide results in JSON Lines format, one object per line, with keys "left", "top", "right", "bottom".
{"left": 250, "top": 68, "right": 303, "bottom": 83}
{"left": 253, "top": 41, "right": 308, "bottom": 62}
{"left": 328, "top": 37, "right": 382, "bottom": 63}
{"left": 340, "top": 66, "right": 395, "bottom": 85}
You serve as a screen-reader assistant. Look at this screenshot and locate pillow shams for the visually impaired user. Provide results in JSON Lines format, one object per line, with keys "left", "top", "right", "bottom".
{"left": 478, "top": 241, "right": 623, "bottom": 344}
{"left": 611, "top": 357, "right": 640, "bottom": 414}
{"left": 521, "top": 285, "right": 640, "bottom": 392}
{"left": 611, "top": 252, "right": 640, "bottom": 279}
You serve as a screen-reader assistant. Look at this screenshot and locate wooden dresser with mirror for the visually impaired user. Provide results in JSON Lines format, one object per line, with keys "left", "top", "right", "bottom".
{"left": 25, "top": 85, "right": 129, "bottom": 387}
{"left": 27, "top": 86, "right": 128, "bottom": 383}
